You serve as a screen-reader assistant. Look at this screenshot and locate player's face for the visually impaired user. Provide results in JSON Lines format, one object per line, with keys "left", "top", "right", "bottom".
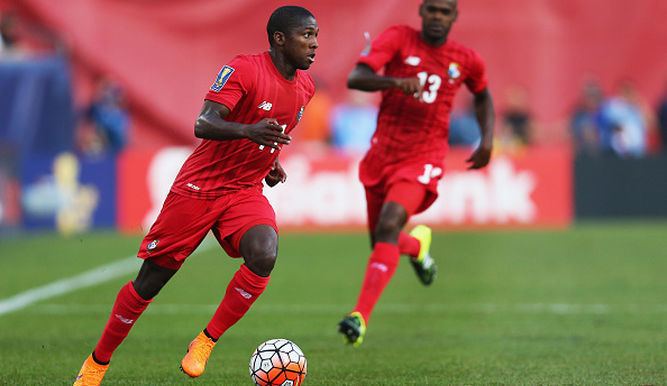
{"left": 284, "top": 17, "right": 319, "bottom": 70}
{"left": 419, "top": 0, "right": 458, "bottom": 43}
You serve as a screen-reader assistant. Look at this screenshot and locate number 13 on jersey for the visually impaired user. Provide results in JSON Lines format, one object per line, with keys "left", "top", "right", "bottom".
{"left": 416, "top": 71, "right": 442, "bottom": 104}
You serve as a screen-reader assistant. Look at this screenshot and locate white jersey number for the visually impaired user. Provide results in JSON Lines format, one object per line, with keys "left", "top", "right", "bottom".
{"left": 416, "top": 72, "right": 442, "bottom": 104}
{"left": 258, "top": 124, "right": 287, "bottom": 153}
{"left": 417, "top": 163, "right": 443, "bottom": 184}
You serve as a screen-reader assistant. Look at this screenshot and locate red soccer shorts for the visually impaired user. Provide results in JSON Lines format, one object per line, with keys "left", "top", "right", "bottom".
{"left": 360, "top": 158, "right": 442, "bottom": 233}
{"left": 137, "top": 189, "right": 277, "bottom": 270}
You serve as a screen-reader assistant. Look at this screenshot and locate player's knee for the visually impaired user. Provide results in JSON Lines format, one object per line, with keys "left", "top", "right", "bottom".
{"left": 245, "top": 247, "right": 277, "bottom": 277}
{"left": 133, "top": 260, "right": 177, "bottom": 299}
{"left": 373, "top": 217, "right": 403, "bottom": 242}
{"left": 240, "top": 226, "right": 278, "bottom": 276}
{"left": 132, "top": 273, "right": 170, "bottom": 300}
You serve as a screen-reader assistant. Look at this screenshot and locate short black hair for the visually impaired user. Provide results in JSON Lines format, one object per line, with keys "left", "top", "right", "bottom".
{"left": 266, "top": 6, "right": 315, "bottom": 46}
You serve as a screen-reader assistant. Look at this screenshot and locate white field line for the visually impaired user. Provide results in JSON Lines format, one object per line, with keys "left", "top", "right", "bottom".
{"left": 21, "top": 303, "right": 667, "bottom": 316}
{"left": 0, "top": 239, "right": 216, "bottom": 316}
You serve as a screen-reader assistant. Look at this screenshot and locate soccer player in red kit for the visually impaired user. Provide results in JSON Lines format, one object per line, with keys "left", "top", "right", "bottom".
{"left": 73, "top": 6, "right": 318, "bottom": 385}
{"left": 338, "top": 0, "right": 495, "bottom": 346}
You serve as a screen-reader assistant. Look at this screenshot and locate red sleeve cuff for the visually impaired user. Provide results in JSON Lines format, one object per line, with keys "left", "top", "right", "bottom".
{"left": 357, "top": 57, "right": 383, "bottom": 73}
{"left": 205, "top": 92, "right": 238, "bottom": 111}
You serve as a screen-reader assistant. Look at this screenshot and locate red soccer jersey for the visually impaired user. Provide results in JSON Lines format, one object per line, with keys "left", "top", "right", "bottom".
{"left": 358, "top": 25, "right": 488, "bottom": 164}
{"left": 171, "top": 52, "right": 315, "bottom": 198}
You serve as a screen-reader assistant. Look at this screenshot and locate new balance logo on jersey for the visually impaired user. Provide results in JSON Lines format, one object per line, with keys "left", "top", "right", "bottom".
{"left": 235, "top": 287, "right": 253, "bottom": 299}
{"left": 257, "top": 101, "right": 273, "bottom": 111}
{"left": 405, "top": 56, "right": 421, "bottom": 66}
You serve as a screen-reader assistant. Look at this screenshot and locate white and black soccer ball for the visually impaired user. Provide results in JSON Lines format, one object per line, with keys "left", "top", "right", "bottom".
{"left": 249, "top": 338, "right": 307, "bottom": 386}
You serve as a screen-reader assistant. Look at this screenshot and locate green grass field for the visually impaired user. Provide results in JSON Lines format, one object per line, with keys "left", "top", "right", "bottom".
{"left": 1, "top": 222, "right": 666, "bottom": 385}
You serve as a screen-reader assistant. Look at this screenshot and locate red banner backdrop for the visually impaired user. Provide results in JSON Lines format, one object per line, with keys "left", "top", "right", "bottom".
{"left": 11, "top": 0, "right": 667, "bottom": 147}
{"left": 117, "top": 147, "right": 572, "bottom": 233}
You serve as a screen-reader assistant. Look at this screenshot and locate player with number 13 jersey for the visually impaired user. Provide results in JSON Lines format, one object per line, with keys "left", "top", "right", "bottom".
{"left": 358, "top": 24, "right": 488, "bottom": 202}
{"left": 338, "top": 0, "right": 495, "bottom": 347}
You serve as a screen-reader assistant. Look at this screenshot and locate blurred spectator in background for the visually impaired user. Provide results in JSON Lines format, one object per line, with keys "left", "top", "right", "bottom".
{"left": 569, "top": 80, "right": 604, "bottom": 154}
{"left": 77, "top": 76, "right": 130, "bottom": 155}
{"left": 449, "top": 96, "right": 481, "bottom": 147}
{"left": 0, "top": 10, "right": 62, "bottom": 58}
{"left": 599, "top": 80, "right": 649, "bottom": 157}
{"left": 657, "top": 81, "right": 667, "bottom": 152}
{"left": 330, "top": 89, "right": 377, "bottom": 153}
{"left": 0, "top": 12, "right": 18, "bottom": 54}
{"left": 292, "top": 78, "right": 332, "bottom": 148}
{"left": 497, "top": 85, "right": 534, "bottom": 151}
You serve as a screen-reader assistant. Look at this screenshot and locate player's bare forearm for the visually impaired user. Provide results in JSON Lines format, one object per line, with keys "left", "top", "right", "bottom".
{"left": 474, "top": 88, "right": 495, "bottom": 150}
{"left": 466, "top": 88, "right": 495, "bottom": 169}
{"left": 194, "top": 101, "right": 248, "bottom": 140}
{"left": 347, "top": 64, "right": 420, "bottom": 94}
{"left": 194, "top": 101, "right": 290, "bottom": 148}
{"left": 347, "top": 64, "right": 395, "bottom": 91}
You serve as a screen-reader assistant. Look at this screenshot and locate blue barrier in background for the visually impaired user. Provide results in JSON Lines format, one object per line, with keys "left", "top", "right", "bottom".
{"left": 0, "top": 54, "right": 75, "bottom": 154}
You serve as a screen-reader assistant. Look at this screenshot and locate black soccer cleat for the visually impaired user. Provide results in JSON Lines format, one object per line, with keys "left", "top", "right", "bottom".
{"left": 337, "top": 312, "right": 367, "bottom": 347}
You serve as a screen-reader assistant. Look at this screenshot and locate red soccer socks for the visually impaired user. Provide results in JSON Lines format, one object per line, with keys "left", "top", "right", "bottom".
{"left": 353, "top": 242, "right": 400, "bottom": 322}
{"left": 398, "top": 231, "right": 420, "bottom": 258}
{"left": 205, "top": 264, "right": 270, "bottom": 340}
{"left": 93, "top": 281, "right": 152, "bottom": 363}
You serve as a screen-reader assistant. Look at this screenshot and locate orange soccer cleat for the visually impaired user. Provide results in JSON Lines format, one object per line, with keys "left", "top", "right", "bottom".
{"left": 73, "top": 354, "right": 109, "bottom": 386}
{"left": 180, "top": 331, "right": 217, "bottom": 378}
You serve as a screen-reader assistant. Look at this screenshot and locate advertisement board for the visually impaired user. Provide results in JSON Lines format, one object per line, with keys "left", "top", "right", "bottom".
{"left": 20, "top": 152, "right": 117, "bottom": 232}
{"left": 118, "top": 147, "right": 572, "bottom": 233}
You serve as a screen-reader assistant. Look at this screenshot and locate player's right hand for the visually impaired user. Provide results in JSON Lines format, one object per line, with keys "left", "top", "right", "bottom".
{"left": 244, "top": 118, "right": 291, "bottom": 148}
{"left": 394, "top": 77, "right": 422, "bottom": 97}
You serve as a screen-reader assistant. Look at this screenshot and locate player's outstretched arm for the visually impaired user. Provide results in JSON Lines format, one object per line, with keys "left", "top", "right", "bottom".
{"left": 466, "top": 88, "right": 495, "bottom": 170}
{"left": 347, "top": 64, "right": 421, "bottom": 95}
{"left": 194, "top": 100, "right": 291, "bottom": 149}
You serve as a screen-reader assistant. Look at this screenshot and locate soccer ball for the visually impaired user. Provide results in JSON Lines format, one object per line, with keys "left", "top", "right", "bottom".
{"left": 249, "top": 338, "right": 307, "bottom": 386}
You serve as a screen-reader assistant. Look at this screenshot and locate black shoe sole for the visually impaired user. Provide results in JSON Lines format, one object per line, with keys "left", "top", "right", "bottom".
{"left": 338, "top": 319, "right": 360, "bottom": 343}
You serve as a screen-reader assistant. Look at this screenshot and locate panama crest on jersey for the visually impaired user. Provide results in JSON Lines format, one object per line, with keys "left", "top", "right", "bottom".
{"left": 447, "top": 62, "right": 461, "bottom": 84}
{"left": 147, "top": 239, "right": 159, "bottom": 252}
{"left": 210, "top": 65, "right": 235, "bottom": 92}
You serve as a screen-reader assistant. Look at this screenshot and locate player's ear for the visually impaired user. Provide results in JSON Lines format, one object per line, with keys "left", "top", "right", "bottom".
{"left": 272, "top": 31, "right": 286, "bottom": 47}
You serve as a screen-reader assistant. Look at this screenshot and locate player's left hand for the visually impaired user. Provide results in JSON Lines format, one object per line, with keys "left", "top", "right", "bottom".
{"left": 466, "top": 145, "right": 492, "bottom": 170}
{"left": 265, "top": 159, "right": 287, "bottom": 187}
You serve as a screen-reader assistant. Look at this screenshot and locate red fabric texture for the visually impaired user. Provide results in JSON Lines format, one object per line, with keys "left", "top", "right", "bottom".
{"left": 365, "top": 179, "right": 432, "bottom": 235}
{"left": 354, "top": 242, "right": 400, "bottom": 322}
{"left": 398, "top": 232, "right": 420, "bottom": 258}
{"left": 361, "top": 160, "right": 440, "bottom": 222}
{"left": 138, "top": 190, "right": 277, "bottom": 270}
{"left": 94, "top": 282, "right": 152, "bottom": 362}
{"left": 206, "top": 264, "right": 270, "bottom": 339}
{"left": 384, "top": 180, "right": 430, "bottom": 216}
